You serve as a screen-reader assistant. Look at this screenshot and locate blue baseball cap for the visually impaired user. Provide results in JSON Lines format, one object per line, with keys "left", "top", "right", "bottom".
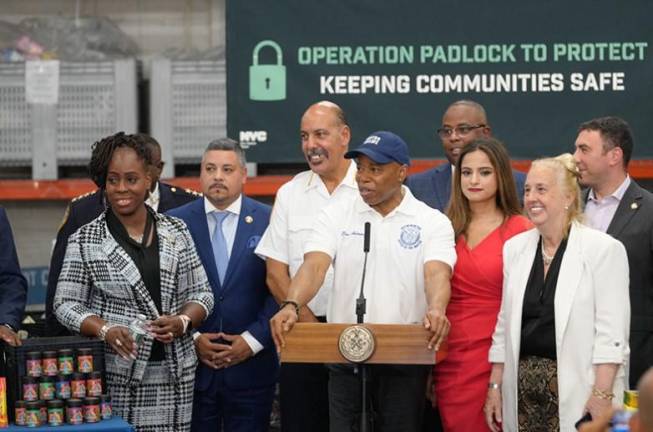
{"left": 344, "top": 131, "right": 410, "bottom": 166}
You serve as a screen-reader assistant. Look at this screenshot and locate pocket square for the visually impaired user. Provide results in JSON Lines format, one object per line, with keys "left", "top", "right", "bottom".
{"left": 247, "top": 235, "right": 262, "bottom": 249}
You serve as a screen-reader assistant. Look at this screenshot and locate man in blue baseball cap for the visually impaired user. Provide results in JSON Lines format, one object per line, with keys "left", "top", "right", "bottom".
{"left": 343, "top": 131, "right": 411, "bottom": 217}
{"left": 270, "top": 131, "right": 456, "bottom": 431}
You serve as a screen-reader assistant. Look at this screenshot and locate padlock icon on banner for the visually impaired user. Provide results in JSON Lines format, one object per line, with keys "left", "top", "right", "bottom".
{"left": 249, "top": 40, "right": 286, "bottom": 101}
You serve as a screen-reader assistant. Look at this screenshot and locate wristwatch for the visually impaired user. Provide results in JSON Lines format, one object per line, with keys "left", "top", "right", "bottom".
{"left": 279, "top": 300, "right": 300, "bottom": 317}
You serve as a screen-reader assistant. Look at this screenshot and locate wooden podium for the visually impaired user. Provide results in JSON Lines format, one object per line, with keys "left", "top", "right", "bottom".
{"left": 280, "top": 322, "right": 447, "bottom": 365}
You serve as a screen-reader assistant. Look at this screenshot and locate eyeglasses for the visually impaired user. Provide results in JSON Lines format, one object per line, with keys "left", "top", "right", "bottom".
{"left": 437, "top": 124, "right": 486, "bottom": 138}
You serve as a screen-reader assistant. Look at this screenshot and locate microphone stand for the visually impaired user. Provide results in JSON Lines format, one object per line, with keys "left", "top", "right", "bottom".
{"left": 357, "top": 222, "right": 371, "bottom": 432}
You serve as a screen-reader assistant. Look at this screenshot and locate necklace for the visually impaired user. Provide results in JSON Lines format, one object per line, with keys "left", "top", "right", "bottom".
{"left": 127, "top": 212, "right": 153, "bottom": 245}
{"left": 541, "top": 241, "right": 554, "bottom": 266}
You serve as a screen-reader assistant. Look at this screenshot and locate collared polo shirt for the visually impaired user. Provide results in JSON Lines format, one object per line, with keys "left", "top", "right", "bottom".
{"left": 304, "top": 186, "right": 456, "bottom": 324}
{"left": 256, "top": 162, "right": 358, "bottom": 316}
{"left": 585, "top": 176, "right": 631, "bottom": 232}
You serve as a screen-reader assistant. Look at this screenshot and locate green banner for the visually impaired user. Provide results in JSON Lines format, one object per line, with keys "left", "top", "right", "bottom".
{"left": 227, "top": 1, "right": 653, "bottom": 162}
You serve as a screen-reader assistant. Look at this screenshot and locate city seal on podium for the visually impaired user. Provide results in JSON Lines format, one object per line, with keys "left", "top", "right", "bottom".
{"left": 338, "top": 325, "right": 376, "bottom": 363}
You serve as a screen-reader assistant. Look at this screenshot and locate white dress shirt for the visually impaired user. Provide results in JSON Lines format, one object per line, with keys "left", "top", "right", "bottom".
{"left": 256, "top": 162, "right": 359, "bottom": 316}
{"left": 584, "top": 176, "right": 631, "bottom": 233}
{"left": 204, "top": 195, "right": 242, "bottom": 257}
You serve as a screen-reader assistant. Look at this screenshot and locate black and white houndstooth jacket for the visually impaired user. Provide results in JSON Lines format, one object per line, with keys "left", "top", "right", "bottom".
{"left": 54, "top": 210, "right": 214, "bottom": 385}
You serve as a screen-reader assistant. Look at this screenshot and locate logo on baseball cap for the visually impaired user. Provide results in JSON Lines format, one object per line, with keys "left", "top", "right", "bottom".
{"left": 344, "top": 131, "right": 410, "bottom": 165}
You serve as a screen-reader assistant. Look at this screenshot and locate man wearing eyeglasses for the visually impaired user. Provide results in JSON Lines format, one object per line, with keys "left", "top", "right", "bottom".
{"left": 407, "top": 100, "right": 525, "bottom": 211}
{"left": 45, "top": 133, "right": 200, "bottom": 336}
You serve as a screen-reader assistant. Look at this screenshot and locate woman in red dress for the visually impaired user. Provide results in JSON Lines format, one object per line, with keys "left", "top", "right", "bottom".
{"left": 433, "top": 138, "right": 531, "bottom": 431}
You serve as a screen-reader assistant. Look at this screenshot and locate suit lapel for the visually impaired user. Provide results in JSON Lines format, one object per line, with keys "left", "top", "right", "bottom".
{"left": 509, "top": 230, "right": 538, "bottom": 359}
{"left": 188, "top": 200, "right": 222, "bottom": 291}
{"left": 158, "top": 182, "right": 173, "bottom": 211}
{"left": 433, "top": 164, "right": 452, "bottom": 211}
{"left": 100, "top": 220, "right": 160, "bottom": 318}
{"left": 554, "top": 224, "right": 583, "bottom": 344}
{"left": 222, "top": 197, "right": 257, "bottom": 290}
{"left": 607, "top": 182, "right": 643, "bottom": 238}
{"left": 156, "top": 218, "right": 179, "bottom": 314}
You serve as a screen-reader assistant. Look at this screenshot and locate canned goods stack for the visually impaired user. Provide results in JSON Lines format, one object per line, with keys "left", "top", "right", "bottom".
{"left": 13, "top": 347, "right": 112, "bottom": 427}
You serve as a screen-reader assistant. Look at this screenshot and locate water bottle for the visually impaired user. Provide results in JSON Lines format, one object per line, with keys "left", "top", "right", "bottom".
{"left": 114, "top": 314, "right": 148, "bottom": 369}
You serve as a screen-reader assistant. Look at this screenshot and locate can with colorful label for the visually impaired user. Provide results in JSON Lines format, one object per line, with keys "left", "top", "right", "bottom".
{"left": 25, "top": 352, "right": 42, "bottom": 378}
{"left": 71, "top": 373, "right": 86, "bottom": 399}
{"left": 42, "top": 351, "right": 58, "bottom": 376}
{"left": 66, "top": 399, "right": 83, "bottom": 425}
{"left": 47, "top": 400, "right": 64, "bottom": 426}
{"left": 25, "top": 401, "right": 40, "bottom": 427}
{"left": 14, "top": 401, "right": 26, "bottom": 426}
{"left": 77, "top": 348, "right": 94, "bottom": 373}
{"left": 100, "top": 394, "right": 112, "bottom": 420}
{"left": 83, "top": 397, "right": 100, "bottom": 423}
{"left": 58, "top": 349, "right": 74, "bottom": 375}
{"left": 22, "top": 377, "right": 38, "bottom": 402}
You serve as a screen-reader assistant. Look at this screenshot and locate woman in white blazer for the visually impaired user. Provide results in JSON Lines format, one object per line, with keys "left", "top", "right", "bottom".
{"left": 483, "top": 154, "right": 630, "bottom": 432}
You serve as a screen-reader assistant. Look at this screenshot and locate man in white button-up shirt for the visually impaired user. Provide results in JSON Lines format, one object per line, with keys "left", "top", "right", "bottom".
{"left": 256, "top": 101, "right": 358, "bottom": 432}
{"left": 271, "top": 131, "right": 456, "bottom": 432}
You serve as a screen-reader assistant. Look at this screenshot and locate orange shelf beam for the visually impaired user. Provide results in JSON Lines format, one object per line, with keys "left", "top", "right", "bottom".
{"left": 0, "top": 175, "right": 293, "bottom": 201}
{"left": 1, "top": 160, "right": 652, "bottom": 201}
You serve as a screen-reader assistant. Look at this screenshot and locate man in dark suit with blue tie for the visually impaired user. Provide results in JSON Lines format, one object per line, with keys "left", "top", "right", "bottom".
{"left": 407, "top": 100, "right": 526, "bottom": 211}
{"left": 0, "top": 207, "right": 27, "bottom": 346}
{"left": 168, "top": 138, "right": 278, "bottom": 432}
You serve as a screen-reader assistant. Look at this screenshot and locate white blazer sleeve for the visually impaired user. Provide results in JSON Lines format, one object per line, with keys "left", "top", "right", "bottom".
{"left": 489, "top": 239, "right": 514, "bottom": 363}
{"left": 591, "top": 238, "right": 630, "bottom": 364}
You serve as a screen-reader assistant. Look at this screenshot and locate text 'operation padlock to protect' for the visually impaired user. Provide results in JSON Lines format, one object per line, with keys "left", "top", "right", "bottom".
{"left": 249, "top": 40, "right": 287, "bottom": 101}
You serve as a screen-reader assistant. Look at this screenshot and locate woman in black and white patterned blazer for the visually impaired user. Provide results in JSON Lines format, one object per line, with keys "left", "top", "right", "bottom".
{"left": 54, "top": 132, "right": 213, "bottom": 432}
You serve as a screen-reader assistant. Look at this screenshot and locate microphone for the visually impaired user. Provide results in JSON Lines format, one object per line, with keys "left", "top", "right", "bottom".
{"left": 356, "top": 222, "right": 371, "bottom": 324}
{"left": 363, "top": 222, "right": 371, "bottom": 253}
{"left": 357, "top": 223, "right": 372, "bottom": 432}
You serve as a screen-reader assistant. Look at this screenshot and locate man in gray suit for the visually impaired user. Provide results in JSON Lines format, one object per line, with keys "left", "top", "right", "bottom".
{"left": 574, "top": 116, "right": 653, "bottom": 388}
{"left": 406, "top": 100, "right": 525, "bottom": 211}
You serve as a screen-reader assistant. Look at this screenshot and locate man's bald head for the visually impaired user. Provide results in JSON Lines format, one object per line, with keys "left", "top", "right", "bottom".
{"left": 445, "top": 100, "right": 488, "bottom": 123}
{"left": 304, "top": 100, "right": 348, "bottom": 128}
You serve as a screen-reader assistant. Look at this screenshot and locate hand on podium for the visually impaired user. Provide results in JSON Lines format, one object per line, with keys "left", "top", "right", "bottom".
{"left": 423, "top": 307, "right": 450, "bottom": 351}
{"left": 270, "top": 303, "right": 299, "bottom": 353}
